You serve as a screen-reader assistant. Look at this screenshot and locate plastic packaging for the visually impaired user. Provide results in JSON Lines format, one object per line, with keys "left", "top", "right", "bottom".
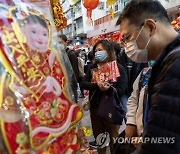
{"left": 0, "top": 1, "right": 83, "bottom": 153}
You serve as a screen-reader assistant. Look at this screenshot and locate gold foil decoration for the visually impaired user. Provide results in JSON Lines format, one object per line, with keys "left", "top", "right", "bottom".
{"left": 106, "top": 0, "right": 115, "bottom": 6}
{"left": 50, "top": 0, "right": 67, "bottom": 31}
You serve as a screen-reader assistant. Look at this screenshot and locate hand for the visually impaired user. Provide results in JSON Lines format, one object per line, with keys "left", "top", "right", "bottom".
{"left": 97, "top": 81, "right": 111, "bottom": 91}
{"left": 11, "top": 83, "right": 30, "bottom": 95}
{"left": 0, "top": 109, "right": 21, "bottom": 123}
{"left": 43, "top": 76, "right": 61, "bottom": 96}
{"left": 125, "top": 124, "right": 137, "bottom": 138}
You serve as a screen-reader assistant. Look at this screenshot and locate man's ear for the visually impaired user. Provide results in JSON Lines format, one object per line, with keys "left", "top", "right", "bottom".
{"left": 144, "top": 19, "right": 157, "bottom": 36}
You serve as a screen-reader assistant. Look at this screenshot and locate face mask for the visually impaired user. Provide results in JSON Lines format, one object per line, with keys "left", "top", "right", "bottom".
{"left": 125, "top": 26, "right": 151, "bottom": 63}
{"left": 95, "top": 50, "right": 107, "bottom": 62}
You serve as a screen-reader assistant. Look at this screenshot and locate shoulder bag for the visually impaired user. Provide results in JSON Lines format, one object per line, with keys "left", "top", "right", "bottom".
{"left": 97, "top": 86, "right": 125, "bottom": 125}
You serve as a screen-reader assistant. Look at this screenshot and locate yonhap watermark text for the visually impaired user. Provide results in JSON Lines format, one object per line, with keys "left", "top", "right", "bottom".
{"left": 95, "top": 132, "right": 175, "bottom": 149}
{"left": 113, "top": 136, "right": 175, "bottom": 144}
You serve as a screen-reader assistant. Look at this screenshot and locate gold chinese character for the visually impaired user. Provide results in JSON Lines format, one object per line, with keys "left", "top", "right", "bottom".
{"left": 32, "top": 54, "right": 40, "bottom": 64}
{"left": 17, "top": 55, "right": 28, "bottom": 68}
{"left": 10, "top": 45, "right": 25, "bottom": 54}
{"left": 27, "top": 67, "right": 41, "bottom": 82}
{"left": 2, "top": 30, "right": 17, "bottom": 45}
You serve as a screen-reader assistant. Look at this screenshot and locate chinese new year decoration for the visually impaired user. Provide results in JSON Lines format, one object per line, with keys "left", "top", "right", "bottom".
{"left": 171, "top": 16, "right": 180, "bottom": 31}
{"left": 109, "top": 7, "right": 114, "bottom": 18}
{"left": 0, "top": 1, "right": 86, "bottom": 153}
{"left": 82, "top": 0, "right": 99, "bottom": 25}
{"left": 50, "top": 0, "right": 67, "bottom": 31}
{"left": 106, "top": 0, "right": 115, "bottom": 18}
{"left": 87, "top": 31, "right": 121, "bottom": 46}
{"left": 106, "top": 0, "right": 115, "bottom": 6}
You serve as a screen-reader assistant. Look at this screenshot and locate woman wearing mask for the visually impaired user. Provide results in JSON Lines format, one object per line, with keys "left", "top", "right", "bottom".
{"left": 81, "top": 40, "right": 128, "bottom": 154}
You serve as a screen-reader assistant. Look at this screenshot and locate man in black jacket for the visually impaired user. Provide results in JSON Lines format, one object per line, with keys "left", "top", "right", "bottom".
{"left": 59, "top": 34, "right": 79, "bottom": 103}
{"left": 116, "top": 0, "right": 180, "bottom": 153}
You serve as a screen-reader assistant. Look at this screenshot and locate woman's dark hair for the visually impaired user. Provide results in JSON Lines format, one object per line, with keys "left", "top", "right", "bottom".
{"left": 92, "top": 40, "right": 116, "bottom": 62}
{"left": 88, "top": 51, "right": 94, "bottom": 62}
{"left": 110, "top": 41, "right": 122, "bottom": 56}
{"left": 116, "top": 0, "right": 170, "bottom": 26}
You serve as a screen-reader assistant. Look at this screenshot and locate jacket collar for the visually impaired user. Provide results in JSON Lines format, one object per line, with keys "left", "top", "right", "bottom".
{"left": 155, "top": 34, "right": 180, "bottom": 67}
{"left": 148, "top": 34, "right": 180, "bottom": 96}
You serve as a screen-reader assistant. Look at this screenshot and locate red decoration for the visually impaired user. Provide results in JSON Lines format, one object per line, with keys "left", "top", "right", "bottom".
{"left": 82, "top": 0, "right": 99, "bottom": 21}
{"left": 171, "top": 16, "right": 180, "bottom": 30}
{"left": 177, "top": 16, "right": 180, "bottom": 23}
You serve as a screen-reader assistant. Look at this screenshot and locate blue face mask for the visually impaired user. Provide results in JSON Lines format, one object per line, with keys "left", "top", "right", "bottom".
{"left": 95, "top": 50, "right": 107, "bottom": 62}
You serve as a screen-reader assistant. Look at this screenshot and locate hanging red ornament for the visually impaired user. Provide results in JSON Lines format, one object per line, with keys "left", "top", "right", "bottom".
{"left": 82, "top": 0, "right": 99, "bottom": 25}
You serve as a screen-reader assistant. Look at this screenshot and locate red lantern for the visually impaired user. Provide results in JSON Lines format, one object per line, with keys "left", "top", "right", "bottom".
{"left": 83, "top": 0, "right": 99, "bottom": 21}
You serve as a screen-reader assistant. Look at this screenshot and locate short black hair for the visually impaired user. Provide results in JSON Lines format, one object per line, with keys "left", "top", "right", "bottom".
{"left": 88, "top": 51, "right": 94, "bottom": 61}
{"left": 110, "top": 42, "right": 122, "bottom": 56}
{"left": 92, "top": 40, "right": 116, "bottom": 62}
{"left": 59, "top": 34, "right": 68, "bottom": 42}
{"left": 116, "top": 0, "right": 170, "bottom": 26}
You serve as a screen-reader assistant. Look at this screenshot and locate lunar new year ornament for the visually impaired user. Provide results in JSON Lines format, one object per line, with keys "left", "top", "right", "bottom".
{"left": 106, "top": 0, "right": 115, "bottom": 6}
{"left": 82, "top": 0, "right": 99, "bottom": 25}
{"left": 106, "top": 0, "right": 115, "bottom": 18}
{"left": 0, "top": 2, "right": 82, "bottom": 153}
{"left": 50, "top": 0, "right": 67, "bottom": 31}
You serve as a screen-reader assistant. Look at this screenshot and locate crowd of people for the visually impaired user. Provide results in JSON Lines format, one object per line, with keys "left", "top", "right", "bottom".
{"left": 58, "top": 0, "right": 180, "bottom": 154}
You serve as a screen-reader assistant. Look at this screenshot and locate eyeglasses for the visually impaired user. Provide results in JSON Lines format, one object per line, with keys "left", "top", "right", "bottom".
{"left": 120, "top": 23, "right": 144, "bottom": 47}
{"left": 120, "top": 33, "right": 132, "bottom": 46}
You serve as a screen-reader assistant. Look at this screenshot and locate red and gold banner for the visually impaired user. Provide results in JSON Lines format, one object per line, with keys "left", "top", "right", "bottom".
{"left": 50, "top": 0, "right": 67, "bottom": 31}
{"left": 0, "top": 2, "right": 83, "bottom": 153}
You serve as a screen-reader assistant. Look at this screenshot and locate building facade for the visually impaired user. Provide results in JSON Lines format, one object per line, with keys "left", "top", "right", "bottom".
{"left": 61, "top": 0, "right": 180, "bottom": 43}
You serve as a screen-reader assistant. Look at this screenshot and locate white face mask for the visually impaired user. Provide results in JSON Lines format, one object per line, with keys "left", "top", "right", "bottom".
{"left": 125, "top": 26, "right": 151, "bottom": 63}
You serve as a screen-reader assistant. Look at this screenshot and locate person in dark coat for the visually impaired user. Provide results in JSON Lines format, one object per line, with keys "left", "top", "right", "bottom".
{"left": 84, "top": 51, "right": 94, "bottom": 74}
{"left": 111, "top": 41, "right": 148, "bottom": 97}
{"left": 116, "top": 0, "right": 180, "bottom": 153}
{"left": 81, "top": 40, "right": 128, "bottom": 154}
{"left": 59, "top": 34, "right": 79, "bottom": 103}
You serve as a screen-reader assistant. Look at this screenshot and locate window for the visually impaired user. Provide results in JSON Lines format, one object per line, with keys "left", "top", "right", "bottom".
{"left": 71, "top": 10, "right": 75, "bottom": 18}
{"left": 67, "top": 25, "right": 72, "bottom": 33}
{"left": 115, "top": 5, "right": 118, "bottom": 11}
{"left": 76, "top": 2, "right": 81, "bottom": 12}
{"left": 98, "top": 2, "right": 104, "bottom": 10}
{"left": 65, "top": 11, "right": 71, "bottom": 20}
{"left": 76, "top": 18, "right": 83, "bottom": 29}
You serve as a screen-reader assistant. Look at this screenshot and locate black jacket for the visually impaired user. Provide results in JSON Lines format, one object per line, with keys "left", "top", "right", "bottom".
{"left": 135, "top": 35, "right": 180, "bottom": 154}
{"left": 81, "top": 62, "right": 128, "bottom": 110}
{"left": 66, "top": 49, "right": 80, "bottom": 84}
